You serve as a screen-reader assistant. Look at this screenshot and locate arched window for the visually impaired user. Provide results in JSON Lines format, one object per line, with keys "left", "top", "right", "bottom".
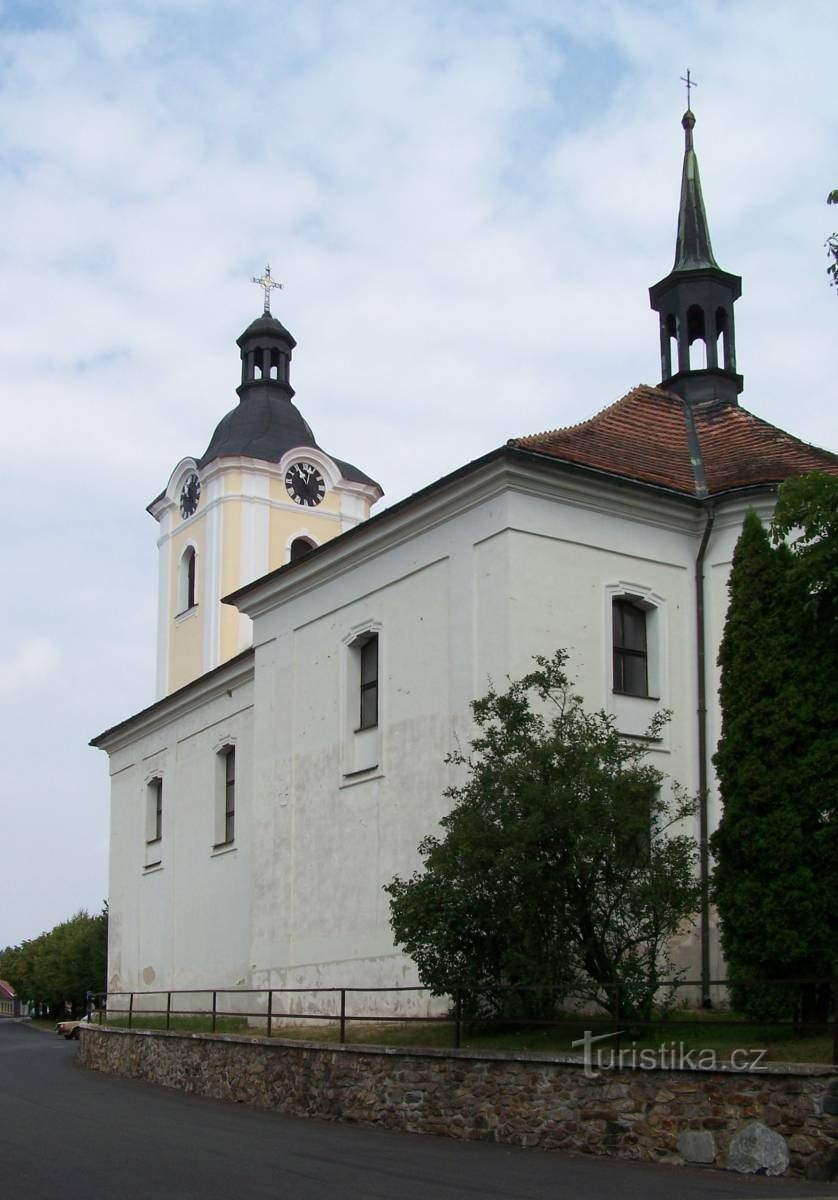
{"left": 664, "top": 313, "right": 677, "bottom": 377}
{"left": 715, "top": 306, "right": 734, "bottom": 371}
{"left": 178, "top": 546, "right": 197, "bottom": 613}
{"left": 289, "top": 537, "right": 316, "bottom": 563}
{"left": 686, "top": 304, "right": 707, "bottom": 370}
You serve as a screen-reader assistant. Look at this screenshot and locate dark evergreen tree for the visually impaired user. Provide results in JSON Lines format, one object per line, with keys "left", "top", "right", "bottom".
{"left": 710, "top": 510, "right": 837, "bottom": 1022}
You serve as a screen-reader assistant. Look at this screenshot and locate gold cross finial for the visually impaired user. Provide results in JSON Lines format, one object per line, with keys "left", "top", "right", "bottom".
{"left": 680, "top": 69, "right": 697, "bottom": 108}
{"left": 251, "top": 264, "right": 283, "bottom": 314}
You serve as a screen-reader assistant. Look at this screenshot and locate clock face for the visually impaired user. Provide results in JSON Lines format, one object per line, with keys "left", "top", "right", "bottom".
{"left": 179, "top": 473, "right": 201, "bottom": 519}
{"left": 285, "top": 461, "right": 326, "bottom": 507}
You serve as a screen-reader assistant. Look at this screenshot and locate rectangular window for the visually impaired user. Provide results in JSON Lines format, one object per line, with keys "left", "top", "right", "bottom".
{"left": 613, "top": 599, "right": 648, "bottom": 697}
{"left": 147, "top": 778, "right": 163, "bottom": 843}
{"left": 223, "top": 747, "right": 235, "bottom": 844}
{"left": 359, "top": 634, "right": 379, "bottom": 730}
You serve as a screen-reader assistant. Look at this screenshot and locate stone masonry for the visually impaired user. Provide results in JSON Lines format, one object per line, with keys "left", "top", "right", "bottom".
{"left": 78, "top": 1028, "right": 837, "bottom": 1178}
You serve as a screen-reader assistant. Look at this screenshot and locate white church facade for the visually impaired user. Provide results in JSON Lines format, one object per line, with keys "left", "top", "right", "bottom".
{"left": 92, "top": 113, "right": 837, "bottom": 1007}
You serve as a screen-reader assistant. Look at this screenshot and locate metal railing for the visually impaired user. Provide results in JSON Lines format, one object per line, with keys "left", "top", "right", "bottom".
{"left": 86, "top": 977, "right": 838, "bottom": 1064}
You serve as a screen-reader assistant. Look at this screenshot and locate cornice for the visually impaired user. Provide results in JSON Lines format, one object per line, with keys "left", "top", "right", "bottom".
{"left": 90, "top": 650, "right": 254, "bottom": 755}
{"left": 150, "top": 453, "right": 381, "bottom": 524}
{"left": 228, "top": 448, "right": 716, "bottom": 620}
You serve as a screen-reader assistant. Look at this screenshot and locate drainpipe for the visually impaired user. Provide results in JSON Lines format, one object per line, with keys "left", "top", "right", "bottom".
{"left": 695, "top": 502, "right": 715, "bottom": 1009}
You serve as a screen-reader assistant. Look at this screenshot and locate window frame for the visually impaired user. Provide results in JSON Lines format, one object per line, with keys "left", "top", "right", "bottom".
{"left": 144, "top": 775, "right": 164, "bottom": 869}
{"left": 357, "top": 633, "right": 379, "bottom": 731}
{"left": 289, "top": 536, "right": 317, "bottom": 564}
{"left": 612, "top": 597, "right": 649, "bottom": 698}
{"left": 224, "top": 747, "right": 235, "bottom": 844}
{"left": 177, "top": 544, "right": 198, "bottom": 616}
{"left": 147, "top": 777, "right": 163, "bottom": 844}
{"left": 212, "top": 742, "right": 238, "bottom": 850}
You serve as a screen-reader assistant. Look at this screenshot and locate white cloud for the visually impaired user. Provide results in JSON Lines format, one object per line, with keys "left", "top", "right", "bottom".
{"left": 0, "top": 637, "right": 59, "bottom": 697}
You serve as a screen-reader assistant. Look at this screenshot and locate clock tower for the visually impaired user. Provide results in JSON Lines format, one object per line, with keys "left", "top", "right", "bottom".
{"left": 148, "top": 274, "right": 383, "bottom": 697}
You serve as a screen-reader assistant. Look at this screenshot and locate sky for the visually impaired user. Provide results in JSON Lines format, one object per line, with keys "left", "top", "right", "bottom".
{"left": 0, "top": 0, "right": 835, "bottom": 949}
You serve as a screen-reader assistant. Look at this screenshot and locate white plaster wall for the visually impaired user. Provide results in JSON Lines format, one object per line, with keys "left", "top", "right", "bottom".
{"left": 244, "top": 472, "right": 718, "bottom": 994}
{"left": 106, "top": 668, "right": 255, "bottom": 998}
{"left": 110, "top": 460, "right": 774, "bottom": 1003}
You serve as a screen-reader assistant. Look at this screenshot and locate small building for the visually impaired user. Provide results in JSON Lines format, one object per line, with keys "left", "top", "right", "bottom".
{"left": 0, "top": 981, "right": 21, "bottom": 1018}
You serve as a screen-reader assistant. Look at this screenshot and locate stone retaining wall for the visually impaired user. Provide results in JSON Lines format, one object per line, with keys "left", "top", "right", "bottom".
{"left": 78, "top": 1028, "right": 838, "bottom": 1179}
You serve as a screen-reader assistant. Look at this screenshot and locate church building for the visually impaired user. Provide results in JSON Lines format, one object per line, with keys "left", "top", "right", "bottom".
{"left": 92, "top": 111, "right": 837, "bottom": 1009}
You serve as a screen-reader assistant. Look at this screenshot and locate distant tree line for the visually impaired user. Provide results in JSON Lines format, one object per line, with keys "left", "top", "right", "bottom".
{"left": 0, "top": 906, "right": 108, "bottom": 1018}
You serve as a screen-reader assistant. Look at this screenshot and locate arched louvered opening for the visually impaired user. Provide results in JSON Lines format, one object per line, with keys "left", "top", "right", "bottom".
{"left": 686, "top": 304, "right": 707, "bottom": 370}
{"left": 662, "top": 313, "right": 677, "bottom": 378}
{"left": 715, "top": 306, "right": 735, "bottom": 371}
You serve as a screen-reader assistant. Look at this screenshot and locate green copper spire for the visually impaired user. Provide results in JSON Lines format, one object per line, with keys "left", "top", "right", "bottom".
{"left": 673, "top": 110, "right": 719, "bottom": 272}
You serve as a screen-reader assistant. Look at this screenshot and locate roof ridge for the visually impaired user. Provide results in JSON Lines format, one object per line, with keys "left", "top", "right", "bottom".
{"left": 509, "top": 383, "right": 674, "bottom": 446}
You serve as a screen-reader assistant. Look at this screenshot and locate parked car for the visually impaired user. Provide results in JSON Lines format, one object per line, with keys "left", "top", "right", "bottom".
{"left": 55, "top": 1012, "right": 97, "bottom": 1039}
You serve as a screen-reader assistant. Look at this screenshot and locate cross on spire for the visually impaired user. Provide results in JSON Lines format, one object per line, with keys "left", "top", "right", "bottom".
{"left": 680, "top": 68, "right": 697, "bottom": 108}
{"left": 251, "top": 264, "right": 283, "bottom": 314}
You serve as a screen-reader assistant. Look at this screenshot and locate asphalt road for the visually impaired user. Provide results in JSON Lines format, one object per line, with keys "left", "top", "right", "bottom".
{"left": 0, "top": 1020, "right": 835, "bottom": 1200}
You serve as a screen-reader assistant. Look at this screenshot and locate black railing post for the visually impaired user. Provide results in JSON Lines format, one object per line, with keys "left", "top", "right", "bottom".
{"left": 832, "top": 977, "right": 838, "bottom": 1067}
{"left": 128, "top": 992, "right": 134, "bottom": 1030}
{"left": 339, "top": 989, "right": 346, "bottom": 1044}
{"left": 211, "top": 991, "right": 217, "bottom": 1033}
{"left": 611, "top": 982, "right": 621, "bottom": 1061}
{"left": 267, "top": 989, "right": 273, "bottom": 1039}
{"left": 166, "top": 992, "right": 171, "bottom": 1031}
{"left": 454, "top": 989, "right": 462, "bottom": 1049}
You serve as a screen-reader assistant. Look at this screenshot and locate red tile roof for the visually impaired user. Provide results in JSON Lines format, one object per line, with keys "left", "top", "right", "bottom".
{"left": 0, "top": 980, "right": 17, "bottom": 1000}
{"left": 511, "top": 386, "right": 838, "bottom": 497}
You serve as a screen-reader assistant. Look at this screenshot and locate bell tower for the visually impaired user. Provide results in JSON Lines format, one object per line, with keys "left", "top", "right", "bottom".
{"left": 649, "top": 109, "right": 743, "bottom": 406}
{"left": 148, "top": 270, "right": 383, "bottom": 697}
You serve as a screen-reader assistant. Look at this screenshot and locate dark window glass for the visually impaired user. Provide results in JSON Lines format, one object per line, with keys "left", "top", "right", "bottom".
{"left": 186, "top": 548, "right": 196, "bottom": 609}
{"left": 290, "top": 537, "right": 315, "bottom": 563}
{"left": 613, "top": 599, "right": 649, "bottom": 696}
{"left": 359, "top": 635, "right": 378, "bottom": 729}
{"left": 148, "top": 778, "right": 163, "bottom": 843}
{"left": 224, "top": 748, "right": 235, "bottom": 843}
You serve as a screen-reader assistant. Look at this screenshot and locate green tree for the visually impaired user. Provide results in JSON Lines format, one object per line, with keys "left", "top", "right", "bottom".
{"left": 385, "top": 652, "right": 700, "bottom": 1021}
{"left": 827, "top": 189, "right": 838, "bottom": 294}
{"left": 710, "top": 510, "right": 836, "bottom": 1022}
{"left": 0, "top": 906, "right": 108, "bottom": 1017}
{"left": 772, "top": 471, "right": 838, "bottom": 627}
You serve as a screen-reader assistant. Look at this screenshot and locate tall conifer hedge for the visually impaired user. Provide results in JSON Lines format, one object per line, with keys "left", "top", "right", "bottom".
{"left": 710, "top": 510, "right": 836, "bottom": 1022}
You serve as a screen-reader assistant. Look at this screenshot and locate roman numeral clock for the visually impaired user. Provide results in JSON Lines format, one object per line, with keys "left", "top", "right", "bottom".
{"left": 285, "top": 461, "right": 326, "bottom": 507}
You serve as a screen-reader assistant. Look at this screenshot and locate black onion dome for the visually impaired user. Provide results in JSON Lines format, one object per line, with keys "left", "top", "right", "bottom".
{"left": 198, "top": 391, "right": 316, "bottom": 469}
{"left": 197, "top": 394, "right": 379, "bottom": 487}
{"left": 194, "top": 311, "right": 382, "bottom": 488}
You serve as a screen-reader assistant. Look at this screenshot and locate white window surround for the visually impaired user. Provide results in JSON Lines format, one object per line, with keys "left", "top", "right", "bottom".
{"left": 285, "top": 530, "right": 320, "bottom": 563}
{"left": 143, "top": 774, "right": 164, "bottom": 868}
{"left": 341, "top": 621, "right": 383, "bottom": 780}
{"left": 162, "top": 457, "right": 200, "bottom": 508}
{"left": 604, "top": 583, "right": 669, "bottom": 744}
{"left": 277, "top": 446, "right": 341, "bottom": 493}
{"left": 176, "top": 541, "right": 199, "bottom": 616}
{"left": 213, "top": 741, "right": 237, "bottom": 848}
